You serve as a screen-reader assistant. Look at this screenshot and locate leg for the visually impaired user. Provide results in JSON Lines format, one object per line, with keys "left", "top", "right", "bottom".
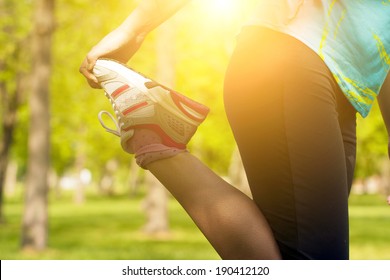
{"left": 147, "top": 153, "right": 281, "bottom": 259}
{"left": 92, "top": 59, "right": 281, "bottom": 259}
{"left": 224, "top": 27, "right": 356, "bottom": 259}
{"left": 338, "top": 88, "right": 357, "bottom": 195}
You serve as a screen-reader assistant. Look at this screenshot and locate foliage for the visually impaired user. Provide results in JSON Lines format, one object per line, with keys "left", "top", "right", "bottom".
{"left": 50, "top": 0, "right": 139, "bottom": 175}
{"left": 1, "top": 0, "right": 389, "bottom": 207}
{"left": 1, "top": 0, "right": 389, "bottom": 260}
{"left": 0, "top": 0, "right": 32, "bottom": 78}
{"left": 355, "top": 102, "right": 388, "bottom": 179}
{"left": 0, "top": 0, "right": 32, "bottom": 171}
{"left": 49, "top": 0, "right": 390, "bottom": 179}
{"left": 47, "top": 0, "right": 260, "bottom": 177}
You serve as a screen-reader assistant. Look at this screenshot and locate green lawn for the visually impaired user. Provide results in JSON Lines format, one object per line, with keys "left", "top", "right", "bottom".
{"left": 0, "top": 191, "right": 389, "bottom": 260}
{"left": 349, "top": 194, "right": 390, "bottom": 260}
{"left": 0, "top": 191, "right": 219, "bottom": 260}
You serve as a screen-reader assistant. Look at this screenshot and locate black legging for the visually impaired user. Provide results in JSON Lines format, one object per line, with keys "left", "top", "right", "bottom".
{"left": 224, "top": 27, "right": 357, "bottom": 259}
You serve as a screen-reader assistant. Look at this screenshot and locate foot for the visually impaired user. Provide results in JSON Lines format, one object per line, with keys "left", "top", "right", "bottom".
{"left": 92, "top": 59, "right": 210, "bottom": 166}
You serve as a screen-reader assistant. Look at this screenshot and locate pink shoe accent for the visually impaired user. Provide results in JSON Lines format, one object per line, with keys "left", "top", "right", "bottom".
{"left": 128, "top": 128, "right": 186, "bottom": 169}
{"left": 135, "top": 144, "right": 186, "bottom": 169}
{"left": 112, "top": 84, "right": 131, "bottom": 99}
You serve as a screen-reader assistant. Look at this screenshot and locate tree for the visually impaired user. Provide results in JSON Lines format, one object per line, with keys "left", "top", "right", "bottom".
{"left": 0, "top": 62, "right": 23, "bottom": 224}
{"left": 141, "top": 20, "right": 176, "bottom": 235}
{"left": 21, "top": 0, "right": 55, "bottom": 250}
{"left": 0, "top": 0, "right": 31, "bottom": 223}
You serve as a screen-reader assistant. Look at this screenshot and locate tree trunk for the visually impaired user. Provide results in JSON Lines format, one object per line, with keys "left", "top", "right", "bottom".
{"left": 140, "top": 21, "right": 176, "bottom": 234}
{"left": 74, "top": 153, "right": 86, "bottom": 204}
{"left": 128, "top": 159, "right": 143, "bottom": 197}
{"left": 0, "top": 29, "right": 25, "bottom": 224}
{"left": 381, "top": 159, "right": 390, "bottom": 196}
{"left": 4, "top": 161, "right": 18, "bottom": 197}
{"left": 142, "top": 172, "right": 169, "bottom": 235}
{"left": 21, "top": 0, "right": 54, "bottom": 251}
{"left": 0, "top": 80, "right": 19, "bottom": 223}
{"left": 99, "top": 159, "right": 119, "bottom": 196}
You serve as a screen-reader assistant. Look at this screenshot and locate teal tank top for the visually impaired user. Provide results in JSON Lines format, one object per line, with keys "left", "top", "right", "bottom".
{"left": 246, "top": 0, "right": 390, "bottom": 117}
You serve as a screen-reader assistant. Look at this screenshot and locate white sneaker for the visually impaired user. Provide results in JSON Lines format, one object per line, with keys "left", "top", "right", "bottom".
{"left": 93, "top": 59, "right": 210, "bottom": 153}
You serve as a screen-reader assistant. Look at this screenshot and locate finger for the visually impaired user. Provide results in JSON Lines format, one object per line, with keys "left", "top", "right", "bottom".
{"left": 87, "top": 79, "right": 102, "bottom": 89}
{"left": 79, "top": 65, "right": 97, "bottom": 82}
{"left": 86, "top": 54, "right": 98, "bottom": 71}
{"left": 87, "top": 60, "right": 96, "bottom": 72}
{"left": 79, "top": 64, "right": 101, "bottom": 88}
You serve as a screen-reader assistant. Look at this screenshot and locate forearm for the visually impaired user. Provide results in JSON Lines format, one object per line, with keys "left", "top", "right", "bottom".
{"left": 378, "top": 72, "right": 390, "bottom": 138}
{"left": 81, "top": 0, "right": 191, "bottom": 86}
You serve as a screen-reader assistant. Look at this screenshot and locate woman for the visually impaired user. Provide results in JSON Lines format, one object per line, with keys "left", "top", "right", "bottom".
{"left": 80, "top": 0, "right": 390, "bottom": 259}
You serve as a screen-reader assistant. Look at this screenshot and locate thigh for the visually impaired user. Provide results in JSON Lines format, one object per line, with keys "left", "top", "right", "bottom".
{"left": 224, "top": 27, "right": 356, "bottom": 259}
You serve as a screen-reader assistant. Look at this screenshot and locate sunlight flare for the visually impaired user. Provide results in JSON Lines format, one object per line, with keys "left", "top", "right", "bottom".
{"left": 203, "top": 0, "right": 237, "bottom": 18}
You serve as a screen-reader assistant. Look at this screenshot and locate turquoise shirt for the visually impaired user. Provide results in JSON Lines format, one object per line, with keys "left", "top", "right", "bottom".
{"left": 247, "top": 0, "right": 390, "bottom": 117}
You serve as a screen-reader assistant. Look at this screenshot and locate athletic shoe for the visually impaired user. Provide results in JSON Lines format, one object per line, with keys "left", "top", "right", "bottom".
{"left": 92, "top": 59, "right": 210, "bottom": 153}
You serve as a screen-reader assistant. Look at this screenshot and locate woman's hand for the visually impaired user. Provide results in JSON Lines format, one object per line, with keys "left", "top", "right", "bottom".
{"left": 79, "top": 0, "right": 190, "bottom": 88}
{"left": 79, "top": 28, "right": 145, "bottom": 88}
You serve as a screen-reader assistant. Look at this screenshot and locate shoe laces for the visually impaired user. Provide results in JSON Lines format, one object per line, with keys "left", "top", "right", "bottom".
{"left": 98, "top": 110, "right": 121, "bottom": 137}
{"left": 98, "top": 91, "right": 126, "bottom": 136}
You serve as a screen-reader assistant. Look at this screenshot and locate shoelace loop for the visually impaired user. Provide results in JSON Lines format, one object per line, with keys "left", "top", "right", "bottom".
{"left": 98, "top": 111, "right": 121, "bottom": 137}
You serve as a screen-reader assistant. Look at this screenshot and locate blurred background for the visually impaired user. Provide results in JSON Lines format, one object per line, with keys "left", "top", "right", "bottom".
{"left": 0, "top": 0, "right": 389, "bottom": 260}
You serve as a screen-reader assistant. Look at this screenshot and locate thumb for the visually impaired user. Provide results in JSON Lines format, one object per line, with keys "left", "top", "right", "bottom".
{"left": 86, "top": 55, "right": 98, "bottom": 72}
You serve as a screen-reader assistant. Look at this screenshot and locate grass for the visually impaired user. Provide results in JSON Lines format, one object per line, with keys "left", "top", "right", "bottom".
{"left": 0, "top": 190, "right": 219, "bottom": 260}
{"left": 349, "top": 194, "right": 390, "bottom": 260}
{"left": 0, "top": 190, "right": 389, "bottom": 260}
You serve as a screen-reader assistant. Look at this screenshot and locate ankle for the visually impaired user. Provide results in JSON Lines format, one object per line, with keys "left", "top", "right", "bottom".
{"left": 126, "top": 128, "right": 187, "bottom": 169}
{"left": 135, "top": 144, "right": 186, "bottom": 169}
{"left": 129, "top": 128, "right": 163, "bottom": 153}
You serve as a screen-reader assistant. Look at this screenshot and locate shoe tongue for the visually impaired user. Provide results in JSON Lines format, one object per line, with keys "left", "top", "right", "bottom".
{"left": 145, "top": 81, "right": 172, "bottom": 95}
{"left": 144, "top": 81, "right": 160, "bottom": 89}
